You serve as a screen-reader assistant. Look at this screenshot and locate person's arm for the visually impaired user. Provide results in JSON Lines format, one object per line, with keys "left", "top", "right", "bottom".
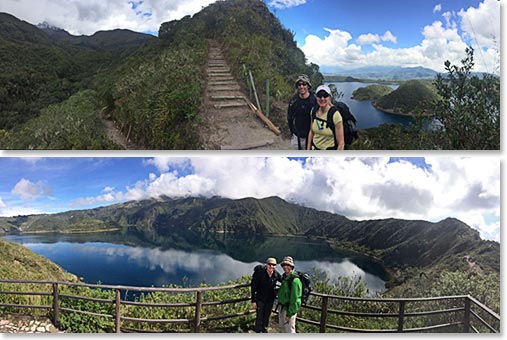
{"left": 307, "top": 120, "right": 314, "bottom": 150}
{"left": 287, "top": 104, "right": 295, "bottom": 135}
{"left": 335, "top": 122, "right": 345, "bottom": 150}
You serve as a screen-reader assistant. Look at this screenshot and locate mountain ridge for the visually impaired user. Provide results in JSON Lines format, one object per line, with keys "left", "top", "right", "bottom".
{"left": 324, "top": 65, "right": 438, "bottom": 81}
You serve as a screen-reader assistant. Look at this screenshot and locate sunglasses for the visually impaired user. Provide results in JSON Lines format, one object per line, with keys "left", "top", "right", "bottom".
{"left": 297, "top": 82, "right": 308, "bottom": 87}
{"left": 316, "top": 91, "right": 330, "bottom": 99}
{"left": 267, "top": 264, "right": 276, "bottom": 267}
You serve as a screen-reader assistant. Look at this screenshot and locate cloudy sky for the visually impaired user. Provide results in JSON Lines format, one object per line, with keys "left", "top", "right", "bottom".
{"left": 0, "top": 157, "right": 500, "bottom": 242}
{"left": 0, "top": 0, "right": 500, "bottom": 73}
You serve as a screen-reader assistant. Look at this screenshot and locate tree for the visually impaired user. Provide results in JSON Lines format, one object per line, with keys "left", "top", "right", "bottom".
{"left": 434, "top": 47, "right": 500, "bottom": 150}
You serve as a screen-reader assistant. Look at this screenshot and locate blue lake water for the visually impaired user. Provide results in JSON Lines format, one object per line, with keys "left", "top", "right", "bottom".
{"left": 3, "top": 233, "right": 389, "bottom": 294}
{"left": 327, "top": 82, "right": 415, "bottom": 129}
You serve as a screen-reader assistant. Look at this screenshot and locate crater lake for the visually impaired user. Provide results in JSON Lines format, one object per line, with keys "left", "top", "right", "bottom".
{"left": 3, "top": 232, "right": 389, "bottom": 294}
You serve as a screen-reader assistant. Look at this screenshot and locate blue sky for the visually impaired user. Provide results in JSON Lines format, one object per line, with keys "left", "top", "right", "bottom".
{"left": 0, "top": 157, "right": 499, "bottom": 242}
{"left": 0, "top": 0, "right": 500, "bottom": 73}
{"left": 265, "top": 0, "right": 500, "bottom": 73}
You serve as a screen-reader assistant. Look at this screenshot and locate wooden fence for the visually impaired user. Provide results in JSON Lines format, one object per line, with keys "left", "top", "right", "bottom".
{"left": 0, "top": 279, "right": 500, "bottom": 333}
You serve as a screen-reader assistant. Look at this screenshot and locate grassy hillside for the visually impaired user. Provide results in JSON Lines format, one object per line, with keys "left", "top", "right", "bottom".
{"left": 0, "top": 238, "right": 76, "bottom": 281}
{"left": 0, "top": 12, "right": 153, "bottom": 133}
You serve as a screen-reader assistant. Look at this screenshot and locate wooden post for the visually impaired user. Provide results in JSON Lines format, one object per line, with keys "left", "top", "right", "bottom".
{"left": 319, "top": 295, "right": 329, "bottom": 333}
{"left": 265, "top": 79, "right": 270, "bottom": 118}
{"left": 194, "top": 291, "right": 203, "bottom": 333}
{"left": 245, "top": 100, "right": 281, "bottom": 135}
{"left": 397, "top": 301, "right": 405, "bottom": 332}
{"left": 115, "top": 289, "right": 121, "bottom": 333}
{"left": 463, "top": 296, "right": 471, "bottom": 333}
{"left": 248, "top": 71, "right": 262, "bottom": 113}
{"left": 52, "top": 283, "right": 59, "bottom": 327}
{"left": 244, "top": 65, "right": 252, "bottom": 99}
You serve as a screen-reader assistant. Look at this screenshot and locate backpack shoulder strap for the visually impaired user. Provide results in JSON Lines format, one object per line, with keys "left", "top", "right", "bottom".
{"left": 327, "top": 106, "right": 339, "bottom": 148}
{"left": 311, "top": 105, "right": 319, "bottom": 120}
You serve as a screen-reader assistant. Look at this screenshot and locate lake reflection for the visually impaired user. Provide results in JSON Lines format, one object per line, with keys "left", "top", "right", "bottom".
{"left": 3, "top": 233, "right": 388, "bottom": 294}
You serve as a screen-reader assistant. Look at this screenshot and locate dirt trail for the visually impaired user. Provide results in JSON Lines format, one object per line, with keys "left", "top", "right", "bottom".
{"left": 103, "top": 116, "right": 141, "bottom": 150}
{"left": 199, "top": 41, "right": 290, "bottom": 150}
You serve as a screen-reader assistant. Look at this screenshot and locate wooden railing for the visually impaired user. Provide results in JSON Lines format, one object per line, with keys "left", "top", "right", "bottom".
{"left": 0, "top": 279, "right": 500, "bottom": 333}
{"left": 299, "top": 292, "right": 500, "bottom": 333}
{"left": 0, "top": 279, "right": 253, "bottom": 333}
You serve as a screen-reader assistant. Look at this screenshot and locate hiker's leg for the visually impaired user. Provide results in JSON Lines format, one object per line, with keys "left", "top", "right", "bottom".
{"left": 254, "top": 301, "right": 265, "bottom": 333}
{"left": 278, "top": 307, "right": 286, "bottom": 331}
{"left": 288, "top": 313, "right": 297, "bottom": 333}
{"left": 262, "top": 302, "right": 273, "bottom": 333}
{"left": 279, "top": 307, "right": 294, "bottom": 333}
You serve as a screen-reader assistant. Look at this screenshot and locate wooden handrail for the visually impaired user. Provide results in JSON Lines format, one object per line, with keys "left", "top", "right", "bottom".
{"left": 0, "top": 279, "right": 499, "bottom": 333}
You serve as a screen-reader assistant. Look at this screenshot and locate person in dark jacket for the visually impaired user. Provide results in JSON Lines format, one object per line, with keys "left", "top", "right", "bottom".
{"left": 250, "top": 257, "right": 282, "bottom": 333}
{"left": 287, "top": 75, "right": 317, "bottom": 150}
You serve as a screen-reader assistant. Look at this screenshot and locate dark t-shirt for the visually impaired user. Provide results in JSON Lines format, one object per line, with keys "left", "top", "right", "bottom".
{"left": 287, "top": 92, "right": 317, "bottom": 138}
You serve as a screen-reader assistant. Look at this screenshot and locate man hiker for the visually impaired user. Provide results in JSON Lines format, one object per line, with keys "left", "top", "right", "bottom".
{"left": 250, "top": 257, "right": 282, "bottom": 333}
{"left": 287, "top": 75, "right": 317, "bottom": 150}
{"left": 277, "top": 256, "right": 302, "bottom": 333}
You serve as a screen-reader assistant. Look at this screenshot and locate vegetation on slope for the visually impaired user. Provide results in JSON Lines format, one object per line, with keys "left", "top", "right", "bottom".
{"left": 372, "top": 80, "right": 436, "bottom": 115}
{"left": 0, "top": 12, "right": 153, "bottom": 132}
{"left": 0, "top": 90, "right": 118, "bottom": 149}
{"left": 351, "top": 84, "right": 394, "bottom": 100}
{"left": 352, "top": 48, "right": 500, "bottom": 150}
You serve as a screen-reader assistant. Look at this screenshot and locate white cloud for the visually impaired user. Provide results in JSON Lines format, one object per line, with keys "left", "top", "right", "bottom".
{"left": 357, "top": 33, "right": 380, "bottom": 45}
{"left": 358, "top": 31, "right": 398, "bottom": 45}
{"left": 268, "top": 0, "right": 307, "bottom": 10}
{"left": 66, "top": 157, "right": 500, "bottom": 241}
{"left": 300, "top": 0, "right": 498, "bottom": 72}
{"left": 433, "top": 4, "right": 442, "bottom": 13}
{"left": 11, "top": 179, "right": 52, "bottom": 201}
{"left": 382, "top": 31, "right": 397, "bottom": 44}
{"left": 0, "top": 0, "right": 219, "bottom": 35}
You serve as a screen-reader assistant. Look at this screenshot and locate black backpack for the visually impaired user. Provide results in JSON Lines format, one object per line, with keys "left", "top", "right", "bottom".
{"left": 253, "top": 264, "right": 265, "bottom": 276}
{"left": 288, "top": 271, "right": 312, "bottom": 305}
{"left": 311, "top": 101, "right": 359, "bottom": 147}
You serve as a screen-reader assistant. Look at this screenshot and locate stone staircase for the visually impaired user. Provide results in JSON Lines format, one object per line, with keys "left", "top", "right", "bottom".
{"left": 202, "top": 41, "right": 288, "bottom": 150}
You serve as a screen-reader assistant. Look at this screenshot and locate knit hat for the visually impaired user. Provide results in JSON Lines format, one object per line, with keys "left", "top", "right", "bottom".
{"left": 281, "top": 256, "right": 295, "bottom": 267}
{"left": 295, "top": 74, "right": 312, "bottom": 88}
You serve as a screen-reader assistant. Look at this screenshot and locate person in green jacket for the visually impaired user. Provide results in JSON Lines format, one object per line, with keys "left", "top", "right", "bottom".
{"left": 277, "top": 256, "right": 302, "bottom": 333}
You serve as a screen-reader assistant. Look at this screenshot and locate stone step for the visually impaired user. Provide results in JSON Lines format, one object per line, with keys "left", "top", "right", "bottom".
{"left": 211, "top": 95, "right": 245, "bottom": 101}
{"left": 210, "top": 86, "right": 241, "bottom": 91}
{"left": 208, "top": 74, "right": 234, "bottom": 81}
{"left": 208, "top": 65, "right": 231, "bottom": 72}
{"left": 207, "top": 70, "right": 231, "bottom": 75}
{"left": 209, "top": 81, "right": 238, "bottom": 86}
{"left": 214, "top": 102, "right": 248, "bottom": 109}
